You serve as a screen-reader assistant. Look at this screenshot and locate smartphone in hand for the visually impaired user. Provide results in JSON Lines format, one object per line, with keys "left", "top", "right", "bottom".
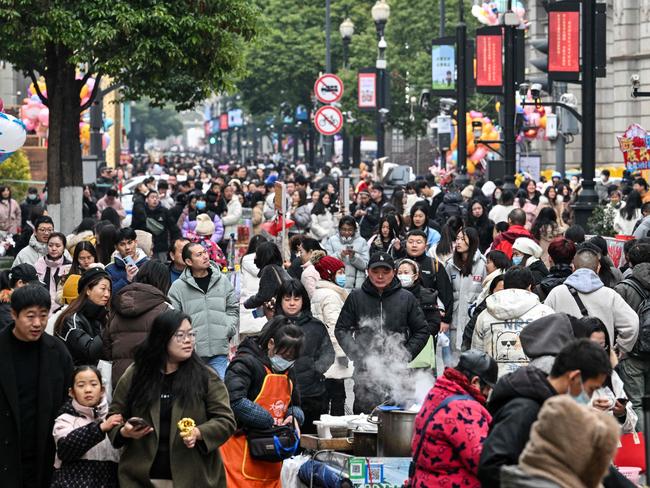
{"left": 127, "top": 417, "right": 151, "bottom": 430}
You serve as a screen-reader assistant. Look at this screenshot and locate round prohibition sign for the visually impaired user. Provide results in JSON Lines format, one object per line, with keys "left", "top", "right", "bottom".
{"left": 314, "top": 74, "right": 344, "bottom": 104}
{"left": 314, "top": 105, "right": 343, "bottom": 136}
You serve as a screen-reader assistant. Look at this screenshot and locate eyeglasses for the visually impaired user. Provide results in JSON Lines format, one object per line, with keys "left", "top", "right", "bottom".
{"left": 173, "top": 331, "right": 197, "bottom": 343}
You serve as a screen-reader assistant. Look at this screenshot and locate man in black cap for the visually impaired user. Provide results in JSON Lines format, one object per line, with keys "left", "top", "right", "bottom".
{"left": 335, "top": 252, "right": 431, "bottom": 413}
{"left": 409, "top": 350, "right": 497, "bottom": 488}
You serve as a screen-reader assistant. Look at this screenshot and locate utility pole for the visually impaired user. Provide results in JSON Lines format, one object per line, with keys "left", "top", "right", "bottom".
{"left": 323, "top": 0, "right": 333, "bottom": 164}
{"left": 455, "top": 0, "right": 469, "bottom": 187}
{"left": 439, "top": 0, "right": 445, "bottom": 36}
{"left": 572, "top": 0, "right": 598, "bottom": 228}
{"left": 503, "top": 1, "right": 518, "bottom": 190}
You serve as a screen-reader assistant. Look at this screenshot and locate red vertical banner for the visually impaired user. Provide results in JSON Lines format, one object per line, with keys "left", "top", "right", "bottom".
{"left": 548, "top": 2, "right": 581, "bottom": 80}
{"left": 357, "top": 68, "right": 377, "bottom": 111}
{"left": 219, "top": 113, "right": 229, "bottom": 131}
{"left": 475, "top": 26, "right": 503, "bottom": 94}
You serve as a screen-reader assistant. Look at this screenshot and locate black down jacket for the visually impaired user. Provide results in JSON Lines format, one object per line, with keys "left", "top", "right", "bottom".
{"left": 334, "top": 277, "right": 431, "bottom": 372}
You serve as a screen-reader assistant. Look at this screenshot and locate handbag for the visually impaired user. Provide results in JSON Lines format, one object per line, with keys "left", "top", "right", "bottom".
{"left": 246, "top": 424, "right": 300, "bottom": 462}
{"left": 146, "top": 217, "right": 165, "bottom": 236}
{"left": 614, "top": 431, "right": 646, "bottom": 472}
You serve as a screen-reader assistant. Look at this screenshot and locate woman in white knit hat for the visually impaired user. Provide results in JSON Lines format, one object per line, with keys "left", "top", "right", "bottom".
{"left": 511, "top": 237, "right": 548, "bottom": 286}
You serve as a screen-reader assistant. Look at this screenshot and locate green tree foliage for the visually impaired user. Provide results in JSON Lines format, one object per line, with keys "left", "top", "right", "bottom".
{"left": 131, "top": 102, "right": 184, "bottom": 143}
{"left": 0, "top": 0, "right": 258, "bottom": 222}
{"left": 587, "top": 204, "right": 616, "bottom": 237}
{"left": 0, "top": 150, "right": 32, "bottom": 202}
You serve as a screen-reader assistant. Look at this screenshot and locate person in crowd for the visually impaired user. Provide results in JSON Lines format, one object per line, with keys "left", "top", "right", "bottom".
{"left": 595, "top": 169, "right": 612, "bottom": 202}
{"left": 445, "top": 227, "right": 486, "bottom": 359}
{"left": 518, "top": 179, "right": 541, "bottom": 228}
{"left": 54, "top": 268, "right": 112, "bottom": 366}
{"left": 409, "top": 350, "right": 497, "bottom": 488}
{"left": 491, "top": 209, "right": 534, "bottom": 259}
{"left": 289, "top": 189, "right": 311, "bottom": 234}
{"left": 250, "top": 191, "right": 265, "bottom": 235}
{"left": 168, "top": 242, "right": 238, "bottom": 379}
{"left": 221, "top": 316, "right": 305, "bottom": 488}
{"left": 467, "top": 199, "right": 494, "bottom": 253}
{"left": 431, "top": 215, "right": 463, "bottom": 263}
{"left": 96, "top": 188, "right": 126, "bottom": 222}
{"left": 310, "top": 192, "right": 338, "bottom": 240}
{"left": 370, "top": 183, "right": 390, "bottom": 215}
{"left": 185, "top": 213, "right": 227, "bottom": 266}
{"left": 531, "top": 207, "right": 563, "bottom": 266}
{"left": 335, "top": 252, "right": 431, "bottom": 413}
{"left": 577, "top": 316, "right": 638, "bottom": 433}
{"left": 614, "top": 241, "right": 650, "bottom": 429}
{"left": 13, "top": 215, "right": 58, "bottom": 266}
{"left": 94, "top": 221, "right": 118, "bottom": 266}
{"left": 322, "top": 216, "right": 370, "bottom": 289}
{"left": 614, "top": 189, "right": 643, "bottom": 236}
{"left": 100, "top": 207, "right": 122, "bottom": 229}
{"left": 500, "top": 395, "right": 620, "bottom": 488}
{"left": 396, "top": 258, "right": 442, "bottom": 370}
{"left": 511, "top": 237, "right": 549, "bottom": 286}
{"left": 0, "top": 285, "right": 73, "bottom": 487}
{"left": 585, "top": 236, "right": 624, "bottom": 287}
{"left": 634, "top": 177, "right": 650, "bottom": 204}
{"left": 103, "top": 260, "right": 173, "bottom": 389}
{"left": 410, "top": 201, "right": 441, "bottom": 249}
{"left": 565, "top": 223, "right": 586, "bottom": 244}
{"left": 157, "top": 180, "right": 174, "bottom": 209}
{"left": 545, "top": 246, "right": 639, "bottom": 355}
{"left": 66, "top": 218, "right": 96, "bottom": 253}
{"left": 488, "top": 189, "right": 516, "bottom": 225}
{"left": 474, "top": 250, "right": 510, "bottom": 307}
{"left": 298, "top": 237, "right": 324, "bottom": 297}
{"left": 181, "top": 195, "right": 225, "bottom": 244}
{"left": 274, "top": 279, "right": 334, "bottom": 433}
{"left": 51, "top": 366, "right": 122, "bottom": 487}
{"left": 133, "top": 189, "right": 181, "bottom": 261}
{"left": 367, "top": 213, "right": 403, "bottom": 257}
{"left": 0, "top": 263, "right": 40, "bottom": 330}
{"left": 243, "top": 241, "right": 290, "bottom": 317}
{"left": 0, "top": 185, "right": 21, "bottom": 238}
{"left": 311, "top": 254, "right": 352, "bottom": 415}
{"left": 435, "top": 188, "right": 465, "bottom": 228}
{"left": 478, "top": 339, "right": 612, "bottom": 487}
{"left": 285, "top": 235, "right": 304, "bottom": 280}
{"left": 536, "top": 237, "right": 577, "bottom": 300}
{"left": 108, "top": 310, "right": 236, "bottom": 487}
{"left": 403, "top": 229, "right": 454, "bottom": 331}
{"left": 105, "top": 227, "right": 150, "bottom": 293}
{"left": 168, "top": 237, "right": 189, "bottom": 283}
{"left": 463, "top": 275, "right": 505, "bottom": 351}
{"left": 472, "top": 267, "right": 554, "bottom": 377}
{"left": 351, "top": 189, "right": 379, "bottom": 239}
{"left": 539, "top": 185, "right": 566, "bottom": 223}
{"left": 34, "top": 232, "right": 71, "bottom": 313}
{"left": 239, "top": 235, "right": 267, "bottom": 337}
{"left": 221, "top": 184, "right": 242, "bottom": 246}
{"left": 19, "top": 186, "right": 45, "bottom": 230}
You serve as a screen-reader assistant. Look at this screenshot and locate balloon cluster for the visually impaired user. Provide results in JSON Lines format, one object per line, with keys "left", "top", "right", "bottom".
{"left": 517, "top": 92, "right": 550, "bottom": 142}
{"left": 0, "top": 99, "right": 27, "bottom": 163}
{"left": 472, "top": 1, "right": 527, "bottom": 28}
{"left": 449, "top": 111, "right": 500, "bottom": 174}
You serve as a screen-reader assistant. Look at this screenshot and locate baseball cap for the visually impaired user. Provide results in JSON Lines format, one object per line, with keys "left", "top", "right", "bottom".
{"left": 367, "top": 252, "right": 395, "bottom": 270}
{"left": 457, "top": 350, "right": 498, "bottom": 388}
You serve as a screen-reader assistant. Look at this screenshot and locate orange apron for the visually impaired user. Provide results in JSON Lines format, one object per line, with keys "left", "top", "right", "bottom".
{"left": 220, "top": 367, "right": 293, "bottom": 488}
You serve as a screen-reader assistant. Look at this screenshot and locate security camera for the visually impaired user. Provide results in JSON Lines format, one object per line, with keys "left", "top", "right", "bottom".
{"left": 518, "top": 83, "right": 530, "bottom": 97}
{"left": 632, "top": 74, "right": 641, "bottom": 89}
{"left": 530, "top": 83, "right": 542, "bottom": 99}
{"left": 560, "top": 93, "right": 578, "bottom": 108}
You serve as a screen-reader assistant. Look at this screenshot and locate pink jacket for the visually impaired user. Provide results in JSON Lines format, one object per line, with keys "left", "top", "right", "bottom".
{"left": 0, "top": 198, "right": 20, "bottom": 234}
{"left": 34, "top": 255, "right": 71, "bottom": 313}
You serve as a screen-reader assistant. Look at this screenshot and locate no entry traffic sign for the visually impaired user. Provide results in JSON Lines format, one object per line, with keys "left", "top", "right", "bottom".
{"left": 314, "top": 105, "right": 343, "bottom": 136}
{"left": 314, "top": 74, "right": 344, "bottom": 104}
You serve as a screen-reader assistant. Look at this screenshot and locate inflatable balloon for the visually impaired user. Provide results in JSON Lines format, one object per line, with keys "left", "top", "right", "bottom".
{"left": 102, "top": 133, "right": 110, "bottom": 151}
{"left": 0, "top": 113, "right": 27, "bottom": 154}
{"left": 0, "top": 98, "right": 4, "bottom": 113}
{"left": 38, "top": 107, "right": 49, "bottom": 127}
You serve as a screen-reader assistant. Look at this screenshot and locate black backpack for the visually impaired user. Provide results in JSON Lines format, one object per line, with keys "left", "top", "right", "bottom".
{"left": 620, "top": 278, "right": 650, "bottom": 358}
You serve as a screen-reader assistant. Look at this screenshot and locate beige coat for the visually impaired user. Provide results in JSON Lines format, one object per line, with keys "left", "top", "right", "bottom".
{"left": 0, "top": 198, "right": 20, "bottom": 234}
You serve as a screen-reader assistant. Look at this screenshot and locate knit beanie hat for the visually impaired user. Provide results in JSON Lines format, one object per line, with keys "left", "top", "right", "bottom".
{"left": 313, "top": 254, "right": 345, "bottom": 281}
{"left": 512, "top": 237, "right": 543, "bottom": 259}
{"left": 62, "top": 275, "right": 81, "bottom": 305}
{"left": 195, "top": 213, "right": 215, "bottom": 236}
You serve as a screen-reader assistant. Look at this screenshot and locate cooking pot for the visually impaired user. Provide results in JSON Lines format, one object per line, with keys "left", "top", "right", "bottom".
{"left": 375, "top": 409, "right": 417, "bottom": 457}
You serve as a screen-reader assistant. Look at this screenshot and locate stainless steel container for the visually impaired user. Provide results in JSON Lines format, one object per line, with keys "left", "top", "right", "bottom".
{"left": 377, "top": 409, "right": 417, "bottom": 457}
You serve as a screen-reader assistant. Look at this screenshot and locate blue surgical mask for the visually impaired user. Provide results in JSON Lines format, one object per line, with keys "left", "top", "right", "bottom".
{"left": 335, "top": 274, "right": 347, "bottom": 287}
{"left": 270, "top": 355, "right": 295, "bottom": 373}
{"left": 196, "top": 201, "right": 207, "bottom": 210}
{"left": 570, "top": 381, "right": 591, "bottom": 405}
{"left": 512, "top": 255, "right": 523, "bottom": 266}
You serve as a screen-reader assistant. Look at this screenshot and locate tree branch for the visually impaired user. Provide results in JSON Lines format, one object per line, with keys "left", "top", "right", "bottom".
{"left": 79, "top": 70, "right": 93, "bottom": 88}
{"left": 79, "top": 73, "right": 102, "bottom": 112}
{"left": 28, "top": 70, "right": 48, "bottom": 107}
{"left": 100, "top": 82, "right": 123, "bottom": 97}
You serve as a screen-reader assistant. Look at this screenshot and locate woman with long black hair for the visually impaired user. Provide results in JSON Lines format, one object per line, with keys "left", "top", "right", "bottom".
{"left": 310, "top": 192, "right": 338, "bottom": 241}
{"left": 614, "top": 189, "right": 643, "bottom": 236}
{"left": 367, "top": 213, "right": 403, "bottom": 257}
{"left": 466, "top": 199, "right": 494, "bottom": 253}
{"left": 108, "top": 310, "right": 235, "bottom": 487}
{"left": 221, "top": 316, "right": 305, "bottom": 488}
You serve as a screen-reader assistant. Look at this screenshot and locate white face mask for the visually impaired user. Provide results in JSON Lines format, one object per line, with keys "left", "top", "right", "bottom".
{"left": 397, "top": 274, "right": 414, "bottom": 288}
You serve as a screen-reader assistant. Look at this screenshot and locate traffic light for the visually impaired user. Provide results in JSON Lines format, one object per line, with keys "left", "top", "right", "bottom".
{"left": 209, "top": 136, "right": 216, "bottom": 145}
{"left": 529, "top": 39, "right": 552, "bottom": 94}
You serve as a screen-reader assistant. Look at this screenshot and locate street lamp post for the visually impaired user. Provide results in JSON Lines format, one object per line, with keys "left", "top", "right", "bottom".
{"left": 455, "top": 0, "right": 469, "bottom": 187}
{"left": 372, "top": 0, "right": 390, "bottom": 160}
{"left": 340, "top": 17, "right": 354, "bottom": 171}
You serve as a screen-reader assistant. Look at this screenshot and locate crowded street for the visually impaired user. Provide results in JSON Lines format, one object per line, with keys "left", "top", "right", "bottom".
{"left": 0, "top": 0, "right": 648, "bottom": 487}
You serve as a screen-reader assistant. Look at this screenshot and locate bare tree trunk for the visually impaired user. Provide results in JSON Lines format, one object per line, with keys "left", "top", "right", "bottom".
{"left": 45, "top": 45, "right": 83, "bottom": 233}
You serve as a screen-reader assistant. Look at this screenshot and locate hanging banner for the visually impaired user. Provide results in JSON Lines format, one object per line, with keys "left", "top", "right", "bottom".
{"left": 618, "top": 124, "right": 650, "bottom": 171}
{"left": 475, "top": 26, "right": 503, "bottom": 95}
{"left": 548, "top": 1, "right": 581, "bottom": 81}
{"left": 357, "top": 68, "right": 377, "bottom": 111}
{"left": 219, "top": 113, "right": 229, "bottom": 131}
{"left": 431, "top": 37, "right": 456, "bottom": 96}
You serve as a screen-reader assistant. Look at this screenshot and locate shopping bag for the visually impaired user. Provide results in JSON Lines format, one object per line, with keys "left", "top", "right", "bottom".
{"left": 614, "top": 431, "right": 646, "bottom": 473}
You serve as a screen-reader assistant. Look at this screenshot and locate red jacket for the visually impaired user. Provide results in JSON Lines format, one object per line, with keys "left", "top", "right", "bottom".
{"left": 410, "top": 368, "right": 491, "bottom": 488}
{"left": 492, "top": 225, "right": 534, "bottom": 258}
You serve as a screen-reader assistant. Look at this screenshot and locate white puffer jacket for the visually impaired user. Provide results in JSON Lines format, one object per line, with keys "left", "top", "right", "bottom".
{"left": 310, "top": 210, "right": 338, "bottom": 241}
{"left": 239, "top": 253, "right": 266, "bottom": 336}
{"left": 311, "top": 279, "right": 354, "bottom": 379}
